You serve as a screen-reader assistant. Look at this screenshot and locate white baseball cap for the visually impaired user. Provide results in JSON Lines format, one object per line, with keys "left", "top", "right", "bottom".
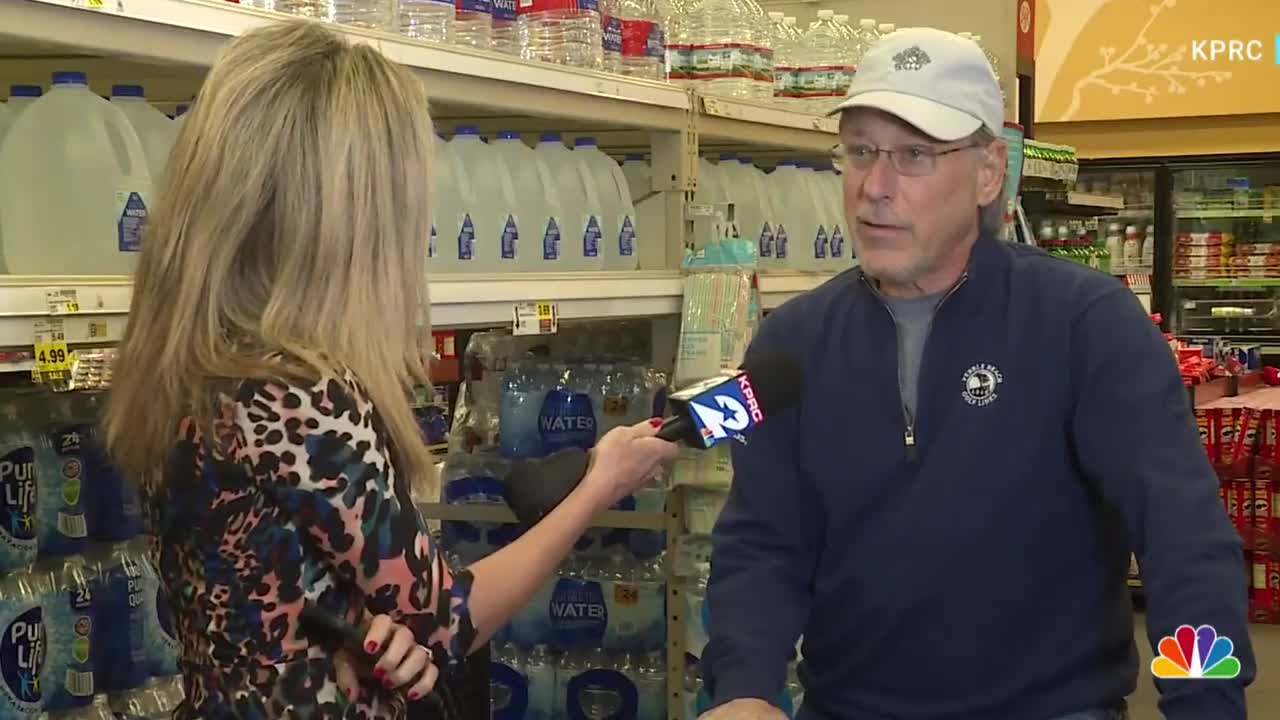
{"left": 830, "top": 27, "right": 1004, "bottom": 142}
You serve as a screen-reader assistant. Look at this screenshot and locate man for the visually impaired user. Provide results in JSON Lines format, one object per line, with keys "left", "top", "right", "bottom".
{"left": 700, "top": 27, "right": 1256, "bottom": 720}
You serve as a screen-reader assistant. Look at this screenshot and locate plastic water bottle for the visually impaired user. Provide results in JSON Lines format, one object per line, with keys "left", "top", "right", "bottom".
{"left": 534, "top": 134, "right": 604, "bottom": 272}
{"left": 740, "top": 0, "right": 772, "bottom": 100}
{"left": 0, "top": 400, "right": 39, "bottom": 572}
{"left": 794, "top": 10, "right": 852, "bottom": 113}
{"left": 491, "top": 0, "right": 519, "bottom": 53}
{"left": 601, "top": 0, "right": 624, "bottom": 74}
{"left": 662, "top": 0, "right": 690, "bottom": 86}
{"left": 766, "top": 13, "right": 792, "bottom": 103}
{"left": 489, "top": 131, "right": 563, "bottom": 272}
{"left": 682, "top": 0, "right": 757, "bottom": 99}
{"left": 832, "top": 13, "right": 853, "bottom": 39}
{"left": 634, "top": 651, "right": 666, "bottom": 720}
{"left": 877, "top": 22, "right": 896, "bottom": 36}
{"left": 433, "top": 132, "right": 481, "bottom": 272}
{"left": 525, "top": 644, "right": 556, "bottom": 720}
{"left": 40, "top": 556, "right": 98, "bottom": 711}
{"left": 110, "top": 85, "right": 178, "bottom": 189}
{"left": 573, "top": 138, "right": 638, "bottom": 270}
{"left": 399, "top": 0, "right": 454, "bottom": 42}
{"left": 517, "top": 0, "right": 604, "bottom": 70}
{"left": 453, "top": 0, "right": 494, "bottom": 48}
{"left": 609, "top": 0, "right": 665, "bottom": 79}
{"left": 130, "top": 538, "right": 178, "bottom": 679}
{"left": 274, "top": 0, "right": 394, "bottom": 30}
{"left": 451, "top": 127, "right": 520, "bottom": 271}
{"left": 0, "top": 567, "right": 50, "bottom": 717}
{"left": 6, "top": 85, "right": 42, "bottom": 118}
{"left": 499, "top": 362, "right": 543, "bottom": 459}
{"left": 0, "top": 71, "right": 152, "bottom": 276}
{"left": 35, "top": 397, "right": 90, "bottom": 559}
{"left": 855, "top": 18, "right": 880, "bottom": 57}
{"left": 620, "top": 155, "right": 666, "bottom": 256}
{"left": 92, "top": 542, "right": 149, "bottom": 693}
{"left": 82, "top": 410, "right": 144, "bottom": 542}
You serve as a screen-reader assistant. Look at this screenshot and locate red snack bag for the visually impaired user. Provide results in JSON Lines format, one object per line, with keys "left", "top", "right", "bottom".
{"left": 1233, "top": 479, "right": 1253, "bottom": 540}
{"left": 1196, "top": 408, "right": 1218, "bottom": 462}
{"left": 1254, "top": 557, "right": 1280, "bottom": 613}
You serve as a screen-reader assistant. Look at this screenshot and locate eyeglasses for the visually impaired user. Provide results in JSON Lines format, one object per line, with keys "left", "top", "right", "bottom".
{"left": 831, "top": 142, "right": 980, "bottom": 177}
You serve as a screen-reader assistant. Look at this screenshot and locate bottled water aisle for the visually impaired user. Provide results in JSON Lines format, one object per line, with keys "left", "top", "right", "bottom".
{"left": 399, "top": 0, "right": 454, "bottom": 41}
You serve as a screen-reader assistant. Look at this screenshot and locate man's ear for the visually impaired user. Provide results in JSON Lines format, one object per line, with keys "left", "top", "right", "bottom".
{"left": 976, "top": 139, "right": 1008, "bottom": 207}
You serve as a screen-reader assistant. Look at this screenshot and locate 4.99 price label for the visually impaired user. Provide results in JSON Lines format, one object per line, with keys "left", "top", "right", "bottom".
{"left": 33, "top": 318, "right": 73, "bottom": 377}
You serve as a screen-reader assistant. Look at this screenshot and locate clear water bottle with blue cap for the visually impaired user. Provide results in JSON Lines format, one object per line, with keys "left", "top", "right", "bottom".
{"left": 399, "top": 0, "right": 454, "bottom": 42}
{"left": 453, "top": 0, "right": 494, "bottom": 49}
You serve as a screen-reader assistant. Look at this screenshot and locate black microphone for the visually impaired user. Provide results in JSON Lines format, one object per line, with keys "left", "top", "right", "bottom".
{"left": 501, "top": 352, "right": 803, "bottom": 525}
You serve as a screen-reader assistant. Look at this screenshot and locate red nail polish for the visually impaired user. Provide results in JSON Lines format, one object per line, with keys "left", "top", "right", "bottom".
{"left": 383, "top": 678, "right": 395, "bottom": 689}
{"left": 648, "top": 417, "right": 663, "bottom": 428}
{"left": 408, "top": 691, "right": 420, "bottom": 701}
{"left": 373, "top": 667, "right": 385, "bottom": 680}
{"left": 365, "top": 641, "right": 378, "bottom": 654}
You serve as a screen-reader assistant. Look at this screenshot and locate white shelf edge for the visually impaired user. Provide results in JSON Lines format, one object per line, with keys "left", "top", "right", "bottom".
{"left": 1065, "top": 192, "right": 1125, "bottom": 211}
{"left": 417, "top": 502, "right": 666, "bottom": 530}
{"left": 1176, "top": 208, "right": 1277, "bottom": 219}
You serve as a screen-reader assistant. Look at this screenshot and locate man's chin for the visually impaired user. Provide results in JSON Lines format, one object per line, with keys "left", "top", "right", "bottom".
{"left": 856, "top": 254, "right": 924, "bottom": 287}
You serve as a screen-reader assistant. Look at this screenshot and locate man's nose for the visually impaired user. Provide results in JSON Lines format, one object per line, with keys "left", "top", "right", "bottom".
{"left": 859, "top": 151, "right": 898, "bottom": 201}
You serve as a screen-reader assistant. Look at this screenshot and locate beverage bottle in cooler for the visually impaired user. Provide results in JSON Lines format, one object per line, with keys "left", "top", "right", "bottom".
{"left": 40, "top": 556, "right": 97, "bottom": 711}
{"left": 572, "top": 137, "right": 639, "bottom": 270}
{"left": 399, "top": 0, "right": 455, "bottom": 42}
{"left": 517, "top": 0, "right": 604, "bottom": 69}
{"left": 1105, "top": 223, "right": 1124, "bottom": 271}
{"left": 681, "top": 0, "right": 757, "bottom": 99}
{"left": 0, "top": 399, "right": 39, "bottom": 572}
{"left": 273, "top": 0, "right": 395, "bottom": 31}
{"left": 534, "top": 134, "right": 605, "bottom": 272}
{"left": 612, "top": 0, "right": 666, "bottom": 80}
{"left": 6, "top": 85, "right": 42, "bottom": 119}
{"left": 0, "top": 565, "right": 50, "bottom": 717}
{"left": 91, "top": 542, "right": 149, "bottom": 694}
{"left": 36, "top": 396, "right": 90, "bottom": 559}
{"left": 491, "top": 0, "right": 519, "bottom": 54}
{"left": 1142, "top": 224, "right": 1155, "bottom": 268}
{"left": 452, "top": 0, "right": 494, "bottom": 49}
{"left": 1124, "top": 225, "right": 1141, "bottom": 270}
{"left": 525, "top": 644, "right": 556, "bottom": 720}
{"left": 109, "top": 85, "right": 178, "bottom": 190}
{"left": 452, "top": 127, "right": 521, "bottom": 271}
{"left": 0, "top": 71, "right": 153, "bottom": 276}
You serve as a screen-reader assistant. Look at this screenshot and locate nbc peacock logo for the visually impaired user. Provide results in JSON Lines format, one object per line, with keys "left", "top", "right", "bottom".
{"left": 1151, "top": 624, "right": 1241, "bottom": 679}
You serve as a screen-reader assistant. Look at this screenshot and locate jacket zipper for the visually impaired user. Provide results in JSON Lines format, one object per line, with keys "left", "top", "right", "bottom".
{"left": 862, "top": 272, "right": 969, "bottom": 461}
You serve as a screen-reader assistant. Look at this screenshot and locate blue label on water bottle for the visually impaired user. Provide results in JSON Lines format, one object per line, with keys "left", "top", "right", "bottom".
{"left": 0, "top": 604, "right": 44, "bottom": 712}
{"left": 646, "top": 24, "right": 665, "bottom": 59}
{"left": 492, "top": 0, "right": 517, "bottom": 20}
{"left": 94, "top": 555, "right": 148, "bottom": 692}
{"left": 602, "top": 16, "right": 623, "bottom": 53}
{"left": 758, "top": 222, "right": 774, "bottom": 258}
{"left": 831, "top": 226, "right": 845, "bottom": 258}
{"left": 458, "top": 214, "right": 475, "bottom": 261}
{"left": 565, "top": 668, "right": 637, "bottom": 720}
{"left": 117, "top": 191, "right": 147, "bottom": 252}
{"left": 38, "top": 425, "right": 89, "bottom": 558}
{"left": 538, "top": 390, "right": 596, "bottom": 452}
{"left": 815, "top": 225, "right": 828, "bottom": 259}
{"left": 549, "top": 577, "right": 607, "bottom": 649}
{"left": 489, "top": 661, "right": 529, "bottom": 720}
{"left": 429, "top": 223, "right": 437, "bottom": 259}
{"left": 583, "top": 216, "right": 602, "bottom": 258}
{"left": 42, "top": 578, "right": 95, "bottom": 710}
{"left": 501, "top": 215, "right": 518, "bottom": 260}
{"left": 577, "top": 0, "right": 598, "bottom": 12}
{"left": 457, "top": 0, "right": 492, "bottom": 13}
{"left": 775, "top": 225, "right": 789, "bottom": 259}
{"left": 0, "top": 444, "right": 38, "bottom": 570}
{"left": 618, "top": 216, "right": 636, "bottom": 257}
{"left": 543, "top": 218, "right": 561, "bottom": 261}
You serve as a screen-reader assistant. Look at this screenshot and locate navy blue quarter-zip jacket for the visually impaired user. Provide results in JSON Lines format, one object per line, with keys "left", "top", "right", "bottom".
{"left": 703, "top": 235, "right": 1255, "bottom": 719}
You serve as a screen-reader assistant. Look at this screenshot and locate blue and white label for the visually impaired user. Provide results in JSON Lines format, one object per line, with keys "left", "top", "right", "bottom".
{"left": 775, "top": 224, "right": 789, "bottom": 259}
{"left": 646, "top": 25, "right": 666, "bottom": 59}
{"left": 42, "top": 575, "right": 94, "bottom": 710}
{"left": 618, "top": 216, "right": 636, "bottom": 257}
{"left": 0, "top": 445, "right": 38, "bottom": 570}
{"left": 679, "top": 373, "right": 765, "bottom": 449}
{"left": 491, "top": 0, "right": 517, "bottom": 20}
{"left": 0, "top": 605, "right": 44, "bottom": 713}
{"left": 458, "top": 214, "right": 475, "bottom": 261}
{"left": 429, "top": 223, "right": 437, "bottom": 259}
{"left": 550, "top": 577, "right": 607, "bottom": 649}
{"left": 602, "top": 16, "right": 623, "bottom": 54}
{"left": 456, "top": 0, "right": 492, "bottom": 14}
{"left": 538, "top": 390, "right": 596, "bottom": 453}
{"left": 583, "top": 216, "right": 601, "bottom": 258}
{"left": 576, "top": 0, "right": 598, "bottom": 11}
{"left": 815, "top": 225, "right": 828, "bottom": 259}
{"left": 38, "top": 425, "right": 88, "bottom": 558}
{"left": 830, "top": 226, "right": 845, "bottom": 258}
{"left": 489, "top": 660, "right": 529, "bottom": 720}
{"left": 116, "top": 190, "right": 147, "bottom": 252}
{"left": 565, "top": 668, "right": 637, "bottom": 720}
{"left": 543, "top": 218, "right": 561, "bottom": 261}
{"left": 758, "top": 222, "right": 774, "bottom": 258}
{"left": 501, "top": 215, "right": 519, "bottom": 260}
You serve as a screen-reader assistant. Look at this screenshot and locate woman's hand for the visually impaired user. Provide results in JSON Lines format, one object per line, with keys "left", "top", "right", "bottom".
{"left": 334, "top": 614, "right": 440, "bottom": 703}
{"left": 578, "top": 419, "right": 680, "bottom": 510}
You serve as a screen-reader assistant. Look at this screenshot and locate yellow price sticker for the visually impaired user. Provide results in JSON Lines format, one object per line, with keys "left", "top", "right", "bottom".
{"left": 513, "top": 301, "right": 558, "bottom": 336}
{"left": 87, "top": 0, "right": 105, "bottom": 8}
{"left": 35, "top": 342, "right": 72, "bottom": 374}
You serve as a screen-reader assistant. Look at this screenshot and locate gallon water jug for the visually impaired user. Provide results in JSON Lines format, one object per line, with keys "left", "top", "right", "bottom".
{"left": 0, "top": 71, "right": 152, "bottom": 275}
{"left": 5, "top": 85, "right": 41, "bottom": 118}
{"left": 451, "top": 126, "right": 520, "bottom": 272}
{"left": 573, "top": 138, "right": 639, "bottom": 271}
{"left": 533, "top": 134, "right": 604, "bottom": 272}
{"left": 0, "top": 103, "right": 10, "bottom": 147}
{"left": 110, "top": 85, "right": 178, "bottom": 188}
{"left": 430, "top": 133, "right": 463, "bottom": 272}
{"left": 723, "top": 156, "right": 777, "bottom": 270}
{"left": 620, "top": 155, "right": 665, "bottom": 259}
{"left": 767, "top": 160, "right": 821, "bottom": 270}
{"left": 692, "top": 157, "right": 732, "bottom": 250}
{"left": 490, "top": 131, "right": 564, "bottom": 272}
{"left": 812, "top": 167, "right": 847, "bottom": 270}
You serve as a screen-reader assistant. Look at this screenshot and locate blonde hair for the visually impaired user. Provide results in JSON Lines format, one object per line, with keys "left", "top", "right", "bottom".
{"left": 106, "top": 20, "right": 437, "bottom": 495}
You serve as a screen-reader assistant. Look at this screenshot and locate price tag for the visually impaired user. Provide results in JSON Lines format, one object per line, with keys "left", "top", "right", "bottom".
{"left": 88, "top": 321, "right": 108, "bottom": 339}
{"left": 33, "top": 319, "right": 73, "bottom": 377}
{"left": 513, "top": 301, "right": 558, "bottom": 336}
{"left": 613, "top": 583, "right": 640, "bottom": 606}
{"left": 46, "top": 289, "right": 80, "bottom": 315}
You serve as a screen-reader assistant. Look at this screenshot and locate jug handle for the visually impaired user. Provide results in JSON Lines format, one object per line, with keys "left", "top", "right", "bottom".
{"left": 103, "top": 109, "right": 141, "bottom": 178}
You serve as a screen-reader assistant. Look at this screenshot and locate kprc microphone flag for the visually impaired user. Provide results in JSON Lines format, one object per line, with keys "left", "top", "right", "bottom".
{"left": 668, "top": 372, "right": 765, "bottom": 449}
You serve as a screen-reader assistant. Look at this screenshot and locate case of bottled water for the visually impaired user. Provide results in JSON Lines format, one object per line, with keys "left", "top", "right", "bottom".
{"left": 601, "top": 0, "right": 625, "bottom": 74}
{"left": 399, "top": 0, "right": 455, "bottom": 42}
{"left": 517, "top": 0, "right": 604, "bottom": 69}
{"left": 91, "top": 542, "right": 149, "bottom": 693}
{"left": 563, "top": 648, "right": 639, "bottom": 720}
{"left": 524, "top": 644, "right": 556, "bottom": 720}
{"left": 439, "top": 453, "right": 519, "bottom": 565}
{"left": 678, "top": 0, "right": 760, "bottom": 99}
{"left": 0, "top": 400, "right": 39, "bottom": 571}
{"left": 39, "top": 556, "right": 97, "bottom": 711}
{"left": 35, "top": 397, "right": 90, "bottom": 559}
{"left": 453, "top": 0, "right": 494, "bottom": 48}
{"left": 0, "top": 566, "right": 50, "bottom": 717}
{"left": 129, "top": 538, "right": 179, "bottom": 679}
{"left": 632, "top": 651, "right": 666, "bottom": 720}
{"left": 0, "top": 71, "right": 152, "bottom": 276}
{"left": 533, "top": 134, "right": 605, "bottom": 272}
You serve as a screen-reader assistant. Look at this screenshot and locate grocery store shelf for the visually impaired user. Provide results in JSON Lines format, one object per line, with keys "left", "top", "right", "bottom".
{"left": 1, "top": 0, "right": 691, "bottom": 129}
{"left": 757, "top": 270, "right": 845, "bottom": 308}
{"left": 0, "top": 276, "right": 131, "bottom": 349}
{"left": 1177, "top": 208, "right": 1278, "bottom": 220}
{"left": 1174, "top": 278, "right": 1280, "bottom": 288}
{"left": 1022, "top": 191, "right": 1124, "bottom": 218}
{"left": 695, "top": 95, "right": 838, "bottom": 153}
{"left": 417, "top": 502, "right": 666, "bottom": 530}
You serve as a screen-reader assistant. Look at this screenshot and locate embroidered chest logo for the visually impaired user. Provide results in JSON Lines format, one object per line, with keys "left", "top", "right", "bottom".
{"left": 961, "top": 363, "right": 1003, "bottom": 407}
{"left": 893, "top": 46, "right": 932, "bottom": 71}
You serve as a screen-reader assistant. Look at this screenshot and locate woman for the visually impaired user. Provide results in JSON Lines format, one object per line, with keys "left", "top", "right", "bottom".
{"left": 104, "top": 20, "right": 678, "bottom": 719}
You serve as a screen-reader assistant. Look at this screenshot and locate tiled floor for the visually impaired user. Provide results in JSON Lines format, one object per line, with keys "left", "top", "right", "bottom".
{"left": 1128, "top": 615, "right": 1279, "bottom": 718}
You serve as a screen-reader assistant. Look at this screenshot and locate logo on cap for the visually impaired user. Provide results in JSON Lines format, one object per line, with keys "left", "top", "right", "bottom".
{"left": 893, "top": 46, "right": 932, "bottom": 71}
